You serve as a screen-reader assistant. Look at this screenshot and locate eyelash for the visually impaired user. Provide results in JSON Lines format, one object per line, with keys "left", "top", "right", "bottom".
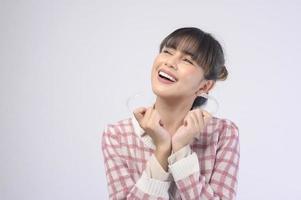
{"left": 183, "top": 58, "right": 193, "bottom": 65}
{"left": 162, "top": 49, "right": 194, "bottom": 65}
{"left": 163, "top": 50, "right": 172, "bottom": 55}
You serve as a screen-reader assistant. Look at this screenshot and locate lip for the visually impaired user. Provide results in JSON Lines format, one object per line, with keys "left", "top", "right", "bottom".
{"left": 158, "top": 68, "right": 178, "bottom": 82}
{"left": 157, "top": 75, "right": 175, "bottom": 84}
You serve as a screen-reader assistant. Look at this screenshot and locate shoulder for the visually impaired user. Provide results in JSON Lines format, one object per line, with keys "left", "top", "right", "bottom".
{"left": 102, "top": 117, "right": 134, "bottom": 139}
{"left": 207, "top": 117, "right": 239, "bottom": 139}
{"left": 208, "top": 117, "right": 240, "bottom": 152}
{"left": 214, "top": 117, "right": 239, "bottom": 132}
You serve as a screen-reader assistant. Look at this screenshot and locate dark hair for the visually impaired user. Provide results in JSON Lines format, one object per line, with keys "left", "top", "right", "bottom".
{"left": 159, "top": 27, "right": 228, "bottom": 109}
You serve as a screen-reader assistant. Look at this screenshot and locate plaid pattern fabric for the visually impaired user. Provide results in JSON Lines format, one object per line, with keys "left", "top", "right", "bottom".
{"left": 101, "top": 116, "right": 240, "bottom": 199}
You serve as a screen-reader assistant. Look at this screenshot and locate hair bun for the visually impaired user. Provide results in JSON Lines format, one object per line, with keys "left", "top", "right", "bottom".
{"left": 217, "top": 65, "right": 228, "bottom": 81}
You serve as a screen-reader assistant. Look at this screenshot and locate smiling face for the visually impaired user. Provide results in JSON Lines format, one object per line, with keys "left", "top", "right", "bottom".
{"left": 149, "top": 27, "right": 227, "bottom": 110}
{"left": 151, "top": 46, "right": 207, "bottom": 101}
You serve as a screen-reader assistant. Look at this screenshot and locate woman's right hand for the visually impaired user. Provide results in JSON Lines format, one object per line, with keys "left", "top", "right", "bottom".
{"left": 133, "top": 107, "right": 171, "bottom": 150}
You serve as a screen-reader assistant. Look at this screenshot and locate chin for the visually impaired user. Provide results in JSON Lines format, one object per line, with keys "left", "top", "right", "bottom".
{"left": 151, "top": 86, "right": 178, "bottom": 100}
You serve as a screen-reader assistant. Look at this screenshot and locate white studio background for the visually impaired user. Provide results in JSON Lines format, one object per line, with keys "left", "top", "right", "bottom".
{"left": 1, "top": 0, "right": 301, "bottom": 199}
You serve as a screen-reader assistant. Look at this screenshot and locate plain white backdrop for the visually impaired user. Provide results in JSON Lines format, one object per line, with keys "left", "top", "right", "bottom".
{"left": 1, "top": 0, "right": 301, "bottom": 199}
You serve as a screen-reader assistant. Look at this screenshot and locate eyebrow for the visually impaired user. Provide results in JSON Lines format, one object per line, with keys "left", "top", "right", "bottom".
{"left": 164, "top": 46, "right": 194, "bottom": 58}
{"left": 181, "top": 49, "right": 194, "bottom": 58}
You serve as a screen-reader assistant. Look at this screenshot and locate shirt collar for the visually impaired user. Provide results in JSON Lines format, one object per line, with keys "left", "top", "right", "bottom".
{"left": 131, "top": 113, "right": 146, "bottom": 137}
{"left": 131, "top": 113, "right": 200, "bottom": 140}
{"left": 131, "top": 113, "right": 156, "bottom": 149}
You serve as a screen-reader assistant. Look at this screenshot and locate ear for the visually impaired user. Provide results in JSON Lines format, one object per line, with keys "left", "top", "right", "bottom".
{"left": 196, "top": 80, "right": 216, "bottom": 96}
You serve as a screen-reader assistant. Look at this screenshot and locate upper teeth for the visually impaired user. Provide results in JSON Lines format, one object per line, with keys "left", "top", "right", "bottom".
{"left": 159, "top": 71, "right": 176, "bottom": 82}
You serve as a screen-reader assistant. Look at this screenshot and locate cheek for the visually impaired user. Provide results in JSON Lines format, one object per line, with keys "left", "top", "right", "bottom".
{"left": 181, "top": 67, "right": 202, "bottom": 78}
{"left": 151, "top": 57, "right": 164, "bottom": 76}
{"left": 180, "top": 68, "right": 204, "bottom": 87}
{"left": 151, "top": 62, "right": 160, "bottom": 83}
{"left": 151, "top": 57, "right": 161, "bottom": 70}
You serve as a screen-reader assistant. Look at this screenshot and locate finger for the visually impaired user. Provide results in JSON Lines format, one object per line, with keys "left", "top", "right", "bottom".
{"left": 186, "top": 114, "right": 197, "bottom": 129}
{"left": 194, "top": 111, "right": 204, "bottom": 136}
{"left": 183, "top": 112, "right": 190, "bottom": 126}
{"left": 189, "top": 109, "right": 204, "bottom": 131}
{"left": 190, "top": 111, "right": 200, "bottom": 129}
{"left": 191, "top": 109, "right": 202, "bottom": 125}
{"left": 202, "top": 110, "right": 211, "bottom": 118}
{"left": 143, "top": 107, "right": 153, "bottom": 123}
{"left": 195, "top": 109, "right": 204, "bottom": 127}
{"left": 202, "top": 110, "right": 212, "bottom": 124}
{"left": 133, "top": 107, "right": 147, "bottom": 122}
{"left": 151, "top": 108, "right": 163, "bottom": 127}
{"left": 159, "top": 119, "right": 164, "bottom": 127}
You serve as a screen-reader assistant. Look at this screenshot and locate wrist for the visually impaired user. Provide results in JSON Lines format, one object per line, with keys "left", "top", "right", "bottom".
{"left": 172, "top": 142, "right": 184, "bottom": 153}
{"left": 156, "top": 139, "right": 171, "bottom": 150}
{"left": 156, "top": 143, "right": 172, "bottom": 155}
{"left": 154, "top": 145, "right": 171, "bottom": 172}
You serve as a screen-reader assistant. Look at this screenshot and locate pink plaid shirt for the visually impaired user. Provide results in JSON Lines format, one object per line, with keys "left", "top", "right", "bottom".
{"left": 101, "top": 114, "right": 240, "bottom": 199}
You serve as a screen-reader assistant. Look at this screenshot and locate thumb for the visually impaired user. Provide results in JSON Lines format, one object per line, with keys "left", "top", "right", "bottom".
{"left": 133, "top": 107, "right": 147, "bottom": 122}
{"left": 183, "top": 112, "right": 190, "bottom": 126}
{"left": 202, "top": 110, "right": 212, "bottom": 123}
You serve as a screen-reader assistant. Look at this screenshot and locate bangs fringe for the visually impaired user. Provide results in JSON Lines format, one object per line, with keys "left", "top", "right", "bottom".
{"left": 159, "top": 28, "right": 222, "bottom": 79}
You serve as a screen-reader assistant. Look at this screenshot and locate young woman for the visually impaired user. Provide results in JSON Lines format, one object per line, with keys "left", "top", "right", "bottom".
{"left": 101, "top": 27, "right": 240, "bottom": 199}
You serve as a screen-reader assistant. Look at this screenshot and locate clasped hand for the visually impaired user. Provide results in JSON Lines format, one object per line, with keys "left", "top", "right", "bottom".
{"left": 133, "top": 106, "right": 212, "bottom": 153}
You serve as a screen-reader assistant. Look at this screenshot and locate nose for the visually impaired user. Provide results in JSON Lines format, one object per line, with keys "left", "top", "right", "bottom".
{"left": 164, "top": 56, "right": 178, "bottom": 70}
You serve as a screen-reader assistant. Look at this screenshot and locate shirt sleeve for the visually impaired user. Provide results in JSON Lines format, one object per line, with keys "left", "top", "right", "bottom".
{"left": 167, "top": 121, "right": 240, "bottom": 200}
{"left": 146, "top": 154, "right": 172, "bottom": 181}
{"left": 101, "top": 125, "right": 171, "bottom": 199}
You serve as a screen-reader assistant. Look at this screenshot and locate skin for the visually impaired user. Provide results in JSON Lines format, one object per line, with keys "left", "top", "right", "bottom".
{"left": 133, "top": 46, "right": 215, "bottom": 171}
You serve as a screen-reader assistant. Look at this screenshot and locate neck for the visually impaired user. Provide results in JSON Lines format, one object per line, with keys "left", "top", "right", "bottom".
{"left": 154, "top": 96, "right": 194, "bottom": 135}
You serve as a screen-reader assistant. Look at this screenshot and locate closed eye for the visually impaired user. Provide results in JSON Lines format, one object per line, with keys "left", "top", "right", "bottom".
{"left": 183, "top": 58, "right": 193, "bottom": 65}
{"left": 163, "top": 50, "right": 172, "bottom": 55}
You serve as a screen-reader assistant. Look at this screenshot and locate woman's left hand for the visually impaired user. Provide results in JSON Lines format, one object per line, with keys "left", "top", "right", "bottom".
{"left": 172, "top": 109, "right": 212, "bottom": 152}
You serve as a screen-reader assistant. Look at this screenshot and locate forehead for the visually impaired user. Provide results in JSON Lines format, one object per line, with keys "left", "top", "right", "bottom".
{"left": 164, "top": 46, "right": 194, "bottom": 57}
{"left": 163, "top": 35, "right": 200, "bottom": 58}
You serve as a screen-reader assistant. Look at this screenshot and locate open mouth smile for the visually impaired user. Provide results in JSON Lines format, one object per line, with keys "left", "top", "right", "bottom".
{"left": 157, "top": 69, "right": 178, "bottom": 84}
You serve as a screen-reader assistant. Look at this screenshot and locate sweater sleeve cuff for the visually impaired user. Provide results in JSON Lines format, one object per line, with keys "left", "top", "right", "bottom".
{"left": 168, "top": 152, "right": 200, "bottom": 181}
{"left": 136, "top": 171, "right": 171, "bottom": 198}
